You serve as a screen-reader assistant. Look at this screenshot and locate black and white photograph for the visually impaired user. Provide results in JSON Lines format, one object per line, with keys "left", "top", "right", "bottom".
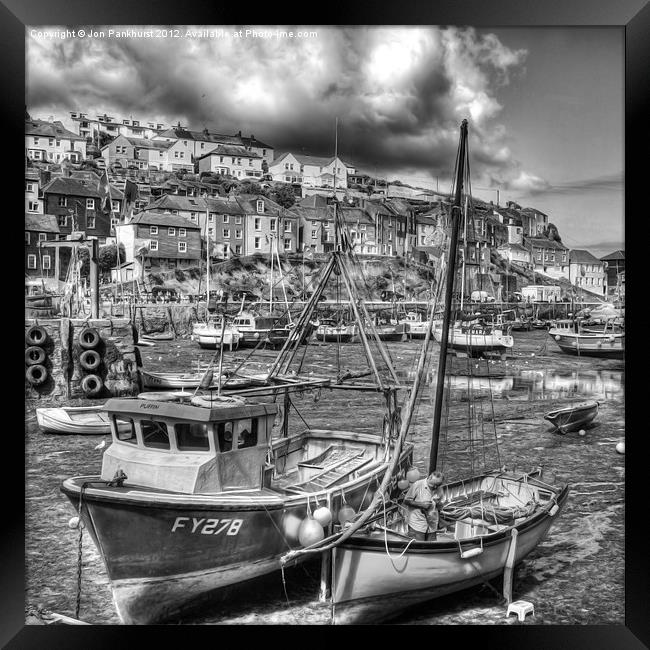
{"left": 12, "top": 5, "right": 644, "bottom": 640}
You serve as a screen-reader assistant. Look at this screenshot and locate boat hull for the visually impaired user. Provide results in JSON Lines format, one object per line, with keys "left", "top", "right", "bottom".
{"left": 544, "top": 401, "right": 599, "bottom": 433}
{"left": 61, "top": 435, "right": 413, "bottom": 624}
{"left": 141, "top": 371, "right": 223, "bottom": 390}
{"left": 36, "top": 406, "right": 115, "bottom": 435}
{"left": 332, "top": 480, "right": 569, "bottom": 624}
{"left": 434, "top": 327, "right": 514, "bottom": 353}
{"left": 548, "top": 331, "right": 624, "bottom": 358}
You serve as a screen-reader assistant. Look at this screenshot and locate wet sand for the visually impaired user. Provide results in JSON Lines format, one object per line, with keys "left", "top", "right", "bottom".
{"left": 24, "top": 328, "right": 624, "bottom": 625}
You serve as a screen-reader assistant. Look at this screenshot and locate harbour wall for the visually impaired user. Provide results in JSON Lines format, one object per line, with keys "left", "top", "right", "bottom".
{"left": 25, "top": 318, "right": 142, "bottom": 401}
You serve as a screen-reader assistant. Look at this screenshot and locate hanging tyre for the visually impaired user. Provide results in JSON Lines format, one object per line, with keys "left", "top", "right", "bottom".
{"left": 81, "top": 374, "right": 103, "bottom": 397}
{"left": 26, "top": 364, "right": 48, "bottom": 386}
{"left": 25, "top": 325, "right": 48, "bottom": 346}
{"left": 79, "top": 349, "right": 102, "bottom": 371}
{"left": 25, "top": 346, "right": 46, "bottom": 366}
{"left": 78, "top": 327, "right": 101, "bottom": 349}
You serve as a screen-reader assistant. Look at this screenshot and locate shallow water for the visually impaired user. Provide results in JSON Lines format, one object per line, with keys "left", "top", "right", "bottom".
{"left": 25, "top": 329, "right": 624, "bottom": 625}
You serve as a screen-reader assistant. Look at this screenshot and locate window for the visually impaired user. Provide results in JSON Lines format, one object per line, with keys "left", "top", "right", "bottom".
{"left": 254, "top": 237, "right": 261, "bottom": 249}
{"left": 38, "top": 232, "right": 47, "bottom": 242}
{"left": 114, "top": 417, "right": 137, "bottom": 444}
{"left": 311, "top": 220, "right": 318, "bottom": 227}
{"left": 254, "top": 218, "right": 261, "bottom": 230}
{"left": 216, "top": 421, "right": 234, "bottom": 452}
{"left": 256, "top": 200, "right": 264, "bottom": 213}
{"left": 27, "top": 254, "right": 37, "bottom": 269}
{"left": 150, "top": 225, "right": 158, "bottom": 235}
{"left": 311, "top": 230, "right": 317, "bottom": 239}
{"left": 174, "top": 151, "right": 179, "bottom": 158}
{"left": 58, "top": 196, "right": 67, "bottom": 207}
{"left": 87, "top": 216, "right": 96, "bottom": 229}
{"left": 175, "top": 422, "right": 210, "bottom": 451}
{"left": 270, "top": 219, "right": 277, "bottom": 231}
{"left": 25, "top": 232, "right": 30, "bottom": 245}
{"left": 42, "top": 255, "right": 51, "bottom": 270}
{"left": 111, "top": 200, "right": 120, "bottom": 212}
{"left": 168, "top": 227, "right": 176, "bottom": 236}
{"left": 150, "top": 240, "right": 158, "bottom": 251}
{"left": 237, "top": 158, "right": 242, "bottom": 165}
{"left": 235, "top": 229, "right": 242, "bottom": 239}
{"left": 58, "top": 215, "right": 67, "bottom": 227}
{"left": 26, "top": 183, "right": 34, "bottom": 192}
{"left": 223, "top": 228, "right": 230, "bottom": 238}
{"left": 33, "top": 137, "right": 39, "bottom": 145}
{"left": 537, "top": 253, "right": 542, "bottom": 261}
{"left": 284, "top": 221, "right": 291, "bottom": 233}
{"left": 235, "top": 245, "right": 242, "bottom": 254}
{"left": 284, "top": 238, "right": 292, "bottom": 251}
{"left": 141, "top": 419, "right": 170, "bottom": 449}
{"left": 223, "top": 214, "right": 230, "bottom": 223}
{"left": 236, "top": 418, "right": 258, "bottom": 449}
{"left": 178, "top": 241, "right": 187, "bottom": 253}
{"left": 235, "top": 215, "right": 242, "bottom": 225}
{"left": 179, "top": 228, "right": 186, "bottom": 237}
{"left": 111, "top": 217, "right": 119, "bottom": 231}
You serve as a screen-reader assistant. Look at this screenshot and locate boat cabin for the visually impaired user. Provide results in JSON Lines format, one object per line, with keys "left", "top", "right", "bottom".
{"left": 100, "top": 397, "right": 278, "bottom": 494}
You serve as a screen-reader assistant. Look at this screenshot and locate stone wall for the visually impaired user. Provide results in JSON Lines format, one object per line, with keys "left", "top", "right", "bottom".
{"left": 25, "top": 318, "right": 142, "bottom": 401}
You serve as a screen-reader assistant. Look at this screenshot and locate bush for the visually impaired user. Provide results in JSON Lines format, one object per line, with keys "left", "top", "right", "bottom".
{"left": 174, "top": 269, "right": 186, "bottom": 281}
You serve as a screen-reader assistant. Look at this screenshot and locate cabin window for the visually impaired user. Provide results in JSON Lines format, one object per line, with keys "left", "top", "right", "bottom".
{"left": 114, "top": 416, "right": 137, "bottom": 444}
{"left": 216, "top": 421, "right": 234, "bottom": 452}
{"left": 175, "top": 422, "right": 211, "bottom": 451}
{"left": 236, "top": 418, "right": 258, "bottom": 449}
{"left": 141, "top": 419, "right": 171, "bottom": 449}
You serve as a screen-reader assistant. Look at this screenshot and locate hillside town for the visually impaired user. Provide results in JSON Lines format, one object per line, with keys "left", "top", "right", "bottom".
{"left": 25, "top": 110, "right": 625, "bottom": 304}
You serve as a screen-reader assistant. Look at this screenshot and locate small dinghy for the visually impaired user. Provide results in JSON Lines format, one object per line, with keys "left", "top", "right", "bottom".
{"left": 36, "top": 405, "right": 128, "bottom": 435}
{"left": 544, "top": 400, "right": 599, "bottom": 434}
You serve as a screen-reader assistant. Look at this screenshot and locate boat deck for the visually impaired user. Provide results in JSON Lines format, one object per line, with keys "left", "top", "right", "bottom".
{"left": 272, "top": 445, "right": 374, "bottom": 494}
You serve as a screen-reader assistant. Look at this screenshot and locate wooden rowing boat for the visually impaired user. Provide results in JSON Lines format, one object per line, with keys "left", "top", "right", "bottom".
{"left": 544, "top": 400, "right": 599, "bottom": 433}
{"left": 36, "top": 405, "right": 128, "bottom": 435}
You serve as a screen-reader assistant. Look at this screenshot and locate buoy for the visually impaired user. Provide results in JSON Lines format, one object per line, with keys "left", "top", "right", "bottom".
{"left": 298, "top": 517, "right": 324, "bottom": 546}
{"left": 338, "top": 505, "right": 356, "bottom": 525}
{"left": 397, "top": 478, "right": 410, "bottom": 491}
{"left": 67, "top": 516, "right": 84, "bottom": 529}
{"left": 615, "top": 442, "right": 625, "bottom": 454}
{"left": 406, "top": 467, "right": 420, "bottom": 483}
{"left": 555, "top": 335, "right": 561, "bottom": 341}
{"left": 578, "top": 429, "right": 586, "bottom": 436}
{"left": 313, "top": 506, "right": 333, "bottom": 527}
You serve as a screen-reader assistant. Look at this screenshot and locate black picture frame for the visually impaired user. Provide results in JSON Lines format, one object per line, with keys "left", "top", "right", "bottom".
{"left": 7, "top": 1, "right": 646, "bottom": 647}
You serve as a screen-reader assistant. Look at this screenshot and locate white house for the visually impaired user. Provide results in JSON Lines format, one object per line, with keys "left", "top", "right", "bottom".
{"left": 569, "top": 249, "right": 607, "bottom": 297}
{"left": 269, "top": 153, "right": 355, "bottom": 189}
{"left": 25, "top": 118, "right": 87, "bottom": 163}
{"left": 196, "top": 146, "right": 264, "bottom": 179}
{"left": 25, "top": 170, "right": 43, "bottom": 214}
{"left": 70, "top": 111, "right": 166, "bottom": 141}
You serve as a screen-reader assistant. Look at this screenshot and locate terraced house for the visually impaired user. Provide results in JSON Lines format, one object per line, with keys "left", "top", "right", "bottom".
{"left": 25, "top": 117, "right": 87, "bottom": 163}
{"left": 114, "top": 211, "right": 201, "bottom": 280}
{"left": 568, "top": 249, "right": 607, "bottom": 297}
{"left": 196, "top": 145, "right": 264, "bottom": 180}
{"left": 25, "top": 213, "right": 60, "bottom": 283}
{"left": 101, "top": 135, "right": 193, "bottom": 172}
{"left": 41, "top": 175, "right": 124, "bottom": 243}
{"left": 526, "top": 236, "right": 569, "bottom": 281}
{"left": 269, "top": 153, "right": 355, "bottom": 189}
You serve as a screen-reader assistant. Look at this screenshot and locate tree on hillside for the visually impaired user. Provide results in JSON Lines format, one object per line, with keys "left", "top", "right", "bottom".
{"left": 98, "top": 243, "right": 127, "bottom": 274}
{"left": 544, "top": 223, "right": 562, "bottom": 243}
{"left": 269, "top": 183, "right": 296, "bottom": 208}
{"left": 98, "top": 132, "right": 114, "bottom": 148}
{"left": 235, "top": 180, "right": 263, "bottom": 195}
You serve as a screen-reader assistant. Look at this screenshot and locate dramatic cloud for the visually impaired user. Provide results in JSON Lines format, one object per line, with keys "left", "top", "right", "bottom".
{"left": 27, "top": 25, "right": 532, "bottom": 188}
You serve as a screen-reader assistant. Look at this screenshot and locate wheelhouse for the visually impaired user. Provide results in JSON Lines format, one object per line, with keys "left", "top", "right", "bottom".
{"left": 101, "top": 397, "right": 278, "bottom": 494}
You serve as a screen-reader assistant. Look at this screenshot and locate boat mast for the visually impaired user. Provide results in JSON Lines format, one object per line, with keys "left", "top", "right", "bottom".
{"left": 429, "top": 119, "right": 468, "bottom": 474}
{"left": 205, "top": 204, "right": 210, "bottom": 316}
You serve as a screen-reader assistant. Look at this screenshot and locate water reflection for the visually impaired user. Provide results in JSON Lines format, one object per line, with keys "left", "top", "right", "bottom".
{"left": 426, "top": 369, "right": 623, "bottom": 402}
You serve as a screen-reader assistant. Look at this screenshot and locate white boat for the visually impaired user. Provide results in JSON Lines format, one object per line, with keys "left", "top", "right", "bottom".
{"left": 192, "top": 319, "right": 241, "bottom": 350}
{"left": 141, "top": 369, "right": 226, "bottom": 390}
{"left": 36, "top": 405, "right": 129, "bottom": 435}
{"left": 315, "top": 319, "right": 356, "bottom": 342}
{"left": 398, "top": 312, "right": 430, "bottom": 339}
{"left": 231, "top": 312, "right": 292, "bottom": 348}
{"left": 322, "top": 119, "right": 567, "bottom": 624}
{"left": 433, "top": 318, "right": 514, "bottom": 355}
{"left": 548, "top": 318, "right": 624, "bottom": 358}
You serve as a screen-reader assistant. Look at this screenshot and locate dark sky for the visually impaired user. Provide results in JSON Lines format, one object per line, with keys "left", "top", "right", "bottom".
{"left": 26, "top": 25, "right": 623, "bottom": 253}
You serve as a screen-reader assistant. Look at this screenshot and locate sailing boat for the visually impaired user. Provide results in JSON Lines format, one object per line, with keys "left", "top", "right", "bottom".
{"left": 322, "top": 120, "right": 568, "bottom": 624}
{"left": 59, "top": 156, "right": 415, "bottom": 624}
{"left": 192, "top": 206, "right": 241, "bottom": 350}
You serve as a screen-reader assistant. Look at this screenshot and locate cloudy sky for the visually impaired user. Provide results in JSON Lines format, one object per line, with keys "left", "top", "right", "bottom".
{"left": 26, "top": 25, "right": 624, "bottom": 256}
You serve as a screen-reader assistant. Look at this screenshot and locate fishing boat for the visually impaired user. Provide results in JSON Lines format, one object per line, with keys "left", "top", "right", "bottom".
{"left": 232, "top": 312, "right": 291, "bottom": 349}
{"left": 284, "top": 119, "right": 568, "bottom": 624}
{"left": 139, "top": 330, "right": 175, "bottom": 342}
{"left": 192, "top": 318, "right": 241, "bottom": 351}
{"left": 433, "top": 313, "right": 514, "bottom": 356}
{"left": 544, "top": 400, "right": 599, "bottom": 434}
{"left": 548, "top": 318, "right": 624, "bottom": 358}
{"left": 315, "top": 318, "right": 356, "bottom": 342}
{"left": 36, "top": 404, "right": 128, "bottom": 435}
{"left": 141, "top": 369, "right": 225, "bottom": 390}
{"left": 60, "top": 165, "right": 416, "bottom": 623}
{"left": 398, "top": 312, "right": 429, "bottom": 339}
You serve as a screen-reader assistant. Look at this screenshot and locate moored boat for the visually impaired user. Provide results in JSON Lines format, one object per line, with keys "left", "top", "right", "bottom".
{"left": 36, "top": 404, "right": 128, "bottom": 435}
{"left": 315, "top": 319, "right": 356, "bottom": 342}
{"left": 141, "top": 369, "right": 226, "bottom": 390}
{"left": 433, "top": 317, "right": 514, "bottom": 355}
{"left": 544, "top": 400, "right": 599, "bottom": 433}
{"left": 192, "top": 319, "right": 241, "bottom": 350}
{"left": 548, "top": 318, "right": 624, "bottom": 358}
{"left": 398, "top": 312, "right": 429, "bottom": 339}
{"left": 232, "top": 312, "right": 291, "bottom": 348}
{"left": 60, "top": 392, "right": 412, "bottom": 624}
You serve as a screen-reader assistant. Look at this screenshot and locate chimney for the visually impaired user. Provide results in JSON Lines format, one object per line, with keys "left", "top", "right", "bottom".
{"left": 237, "top": 130, "right": 242, "bottom": 137}
{"left": 250, "top": 134, "right": 255, "bottom": 140}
